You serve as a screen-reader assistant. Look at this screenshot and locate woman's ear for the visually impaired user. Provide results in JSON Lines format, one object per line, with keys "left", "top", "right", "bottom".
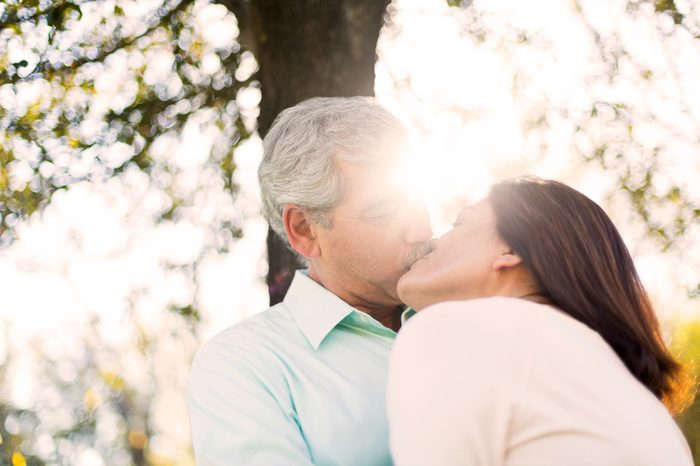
{"left": 492, "top": 250, "right": 522, "bottom": 271}
{"left": 283, "top": 205, "right": 321, "bottom": 259}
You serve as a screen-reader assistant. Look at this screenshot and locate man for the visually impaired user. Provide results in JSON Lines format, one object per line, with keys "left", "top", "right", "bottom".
{"left": 187, "top": 97, "right": 432, "bottom": 465}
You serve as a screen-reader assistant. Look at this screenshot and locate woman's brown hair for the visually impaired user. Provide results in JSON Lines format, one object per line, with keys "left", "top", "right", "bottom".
{"left": 489, "top": 177, "right": 686, "bottom": 410}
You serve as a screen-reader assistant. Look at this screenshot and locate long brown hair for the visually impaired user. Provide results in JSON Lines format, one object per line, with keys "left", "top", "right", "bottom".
{"left": 489, "top": 177, "right": 685, "bottom": 410}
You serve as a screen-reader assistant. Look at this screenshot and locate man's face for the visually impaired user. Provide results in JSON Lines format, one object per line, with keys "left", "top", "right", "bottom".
{"left": 312, "top": 159, "right": 432, "bottom": 308}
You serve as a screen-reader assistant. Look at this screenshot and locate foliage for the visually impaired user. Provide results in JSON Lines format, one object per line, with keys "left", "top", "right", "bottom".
{"left": 674, "top": 320, "right": 700, "bottom": 464}
{"left": 472, "top": 0, "right": 699, "bottom": 297}
{"left": 1, "top": 308, "right": 199, "bottom": 465}
{"left": 0, "top": 0, "right": 254, "bottom": 464}
{"left": 0, "top": 0, "right": 255, "bottom": 243}
{"left": 435, "top": 0, "right": 700, "bottom": 262}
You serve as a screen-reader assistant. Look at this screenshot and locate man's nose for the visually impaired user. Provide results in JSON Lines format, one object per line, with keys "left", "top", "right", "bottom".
{"left": 404, "top": 202, "right": 432, "bottom": 243}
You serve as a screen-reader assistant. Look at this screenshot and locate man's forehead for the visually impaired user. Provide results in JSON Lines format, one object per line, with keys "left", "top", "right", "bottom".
{"left": 339, "top": 159, "right": 406, "bottom": 187}
{"left": 352, "top": 180, "right": 411, "bottom": 206}
{"left": 337, "top": 165, "right": 416, "bottom": 215}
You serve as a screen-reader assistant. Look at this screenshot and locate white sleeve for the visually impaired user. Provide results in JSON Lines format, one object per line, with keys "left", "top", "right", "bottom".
{"left": 386, "top": 298, "right": 538, "bottom": 466}
{"left": 187, "top": 339, "right": 315, "bottom": 466}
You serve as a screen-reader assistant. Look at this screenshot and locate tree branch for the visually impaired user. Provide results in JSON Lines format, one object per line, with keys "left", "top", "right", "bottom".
{"left": 2, "top": 0, "right": 191, "bottom": 83}
{"left": 0, "top": 0, "right": 70, "bottom": 30}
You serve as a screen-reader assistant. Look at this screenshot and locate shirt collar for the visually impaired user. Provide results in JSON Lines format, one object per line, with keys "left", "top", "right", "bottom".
{"left": 401, "top": 307, "right": 417, "bottom": 324}
{"left": 283, "top": 270, "right": 356, "bottom": 350}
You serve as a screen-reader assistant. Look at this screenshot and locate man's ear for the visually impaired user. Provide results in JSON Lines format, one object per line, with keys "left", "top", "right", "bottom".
{"left": 492, "top": 250, "right": 522, "bottom": 271}
{"left": 283, "top": 205, "right": 321, "bottom": 259}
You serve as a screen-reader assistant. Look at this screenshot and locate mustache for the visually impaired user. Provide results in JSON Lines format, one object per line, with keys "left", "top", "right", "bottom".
{"left": 402, "top": 242, "right": 433, "bottom": 271}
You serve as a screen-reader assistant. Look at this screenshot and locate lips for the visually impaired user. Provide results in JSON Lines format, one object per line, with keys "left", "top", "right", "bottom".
{"left": 403, "top": 242, "right": 433, "bottom": 269}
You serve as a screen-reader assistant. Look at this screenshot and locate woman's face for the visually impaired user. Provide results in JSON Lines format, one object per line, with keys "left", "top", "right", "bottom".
{"left": 397, "top": 199, "right": 513, "bottom": 310}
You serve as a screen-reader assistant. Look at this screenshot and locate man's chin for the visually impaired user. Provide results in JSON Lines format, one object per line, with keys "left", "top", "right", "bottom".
{"left": 377, "top": 275, "right": 407, "bottom": 307}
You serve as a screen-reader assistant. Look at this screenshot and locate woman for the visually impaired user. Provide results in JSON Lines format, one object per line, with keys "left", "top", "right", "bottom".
{"left": 387, "top": 177, "right": 693, "bottom": 466}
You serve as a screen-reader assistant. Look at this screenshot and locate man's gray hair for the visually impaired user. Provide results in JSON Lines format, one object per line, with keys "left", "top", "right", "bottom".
{"left": 258, "top": 96, "right": 405, "bottom": 243}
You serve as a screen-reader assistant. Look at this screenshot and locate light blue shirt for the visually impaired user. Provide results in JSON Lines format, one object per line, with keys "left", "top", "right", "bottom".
{"left": 188, "top": 270, "right": 408, "bottom": 465}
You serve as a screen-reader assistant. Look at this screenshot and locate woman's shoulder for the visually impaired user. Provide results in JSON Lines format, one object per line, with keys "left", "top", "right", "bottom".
{"left": 396, "top": 297, "right": 608, "bottom": 369}
{"left": 402, "top": 297, "right": 551, "bottom": 339}
{"left": 393, "top": 298, "right": 551, "bottom": 378}
{"left": 406, "top": 297, "right": 597, "bottom": 341}
{"left": 419, "top": 296, "right": 548, "bottom": 318}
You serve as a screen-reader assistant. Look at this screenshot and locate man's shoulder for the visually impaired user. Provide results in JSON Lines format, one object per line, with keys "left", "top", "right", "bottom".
{"left": 191, "top": 302, "right": 301, "bottom": 370}
{"left": 202, "top": 302, "right": 295, "bottom": 351}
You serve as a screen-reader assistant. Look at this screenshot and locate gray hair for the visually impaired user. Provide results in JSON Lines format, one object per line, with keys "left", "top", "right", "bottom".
{"left": 258, "top": 97, "right": 406, "bottom": 243}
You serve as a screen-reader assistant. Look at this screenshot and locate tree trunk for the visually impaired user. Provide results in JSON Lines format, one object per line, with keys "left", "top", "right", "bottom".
{"left": 238, "top": 0, "right": 391, "bottom": 305}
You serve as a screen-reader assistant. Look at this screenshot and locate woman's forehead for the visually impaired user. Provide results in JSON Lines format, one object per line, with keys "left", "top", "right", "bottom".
{"left": 456, "top": 199, "right": 490, "bottom": 220}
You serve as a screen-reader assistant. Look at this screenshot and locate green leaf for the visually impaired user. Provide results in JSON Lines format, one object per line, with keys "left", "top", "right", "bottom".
{"left": 47, "top": 3, "right": 82, "bottom": 30}
{"left": 13, "top": 60, "right": 29, "bottom": 68}
{"left": 47, "top": 7, "right": 62, "bottom": 28}
{"left": 690, "top": 284, "right": 700, "bottom": 299}
{"left": 65, "top": 4, "right": 83, "bottom": 21}
{"left": 654, "top": 0, "right": 685, "bottom": 24}
{"left": 169, "top": 304, "right": 201, "bottom": 321}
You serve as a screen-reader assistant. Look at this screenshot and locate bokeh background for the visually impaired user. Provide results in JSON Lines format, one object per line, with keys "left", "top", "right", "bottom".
{"left": 0, "top": 0, "right": 698, "bottom": 464}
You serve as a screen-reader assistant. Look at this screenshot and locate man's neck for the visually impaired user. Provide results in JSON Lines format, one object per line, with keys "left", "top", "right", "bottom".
{"left": 307, "top": 265, "right": 404, "bottom": 332}
{"left": 355, "top": 303, "right": 404, "bottom": 332}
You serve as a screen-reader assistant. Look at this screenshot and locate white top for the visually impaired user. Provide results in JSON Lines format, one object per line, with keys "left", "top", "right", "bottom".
{"left": 387, "top": 297, "right": 693, "bottom": 466}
